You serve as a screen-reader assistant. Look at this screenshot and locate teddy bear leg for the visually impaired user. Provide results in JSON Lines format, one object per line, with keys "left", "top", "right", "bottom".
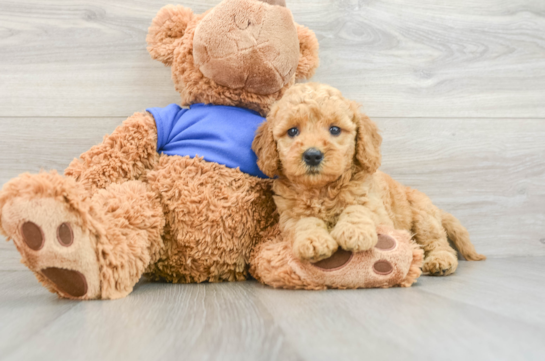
{"left": 250, "top": 226, "right": 423, "bottom": 290}
{"left": 0, "top": 172, "right": 165, "bottom": 300}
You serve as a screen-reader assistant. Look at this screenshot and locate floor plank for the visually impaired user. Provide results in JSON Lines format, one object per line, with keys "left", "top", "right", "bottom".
{"left": 416, "top": 257, "right": 545, "bottom": 327}
{"left": 2, "top": 280, "right": 299, "bottom": 361}
{"left": 0, "top": 0, "right": 544, "bottom": 117}
{"left": 1, "top": 257, "right": 544, "bottom": 361}
{"left": 0, "top": 240, "right": 25, "bottom": 271}
{"left": 0, "top": 271, "right": 79, "bottom": 356}
{"left": 254, "top": 280, "right": 545, "bottom": 361}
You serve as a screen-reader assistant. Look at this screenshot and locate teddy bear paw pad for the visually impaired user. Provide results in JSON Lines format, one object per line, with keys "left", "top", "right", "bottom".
{"left": 1, "top": 196, "right": 101, "bottom": 299}
{"left": 373, "top": 260, "right": 394, "bottom": 275}
{"left": 375, "top": 234, "right": 397, "bottom": 251}
{"left": 312, "top": 249, "right": 353, "bottom": 271}
{"left": 20, "top": 221, "right": 45, "bottom": 250}
{"left": 41, "top": 267, "right": 88, "bottom": 298}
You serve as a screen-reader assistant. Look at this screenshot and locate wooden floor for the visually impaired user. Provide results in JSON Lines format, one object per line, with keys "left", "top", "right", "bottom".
{"left": 0, "top": 257, "right": 543, "bottom": 361}
{"left": 1, "top": 0, "right": 545, "bottom": 359}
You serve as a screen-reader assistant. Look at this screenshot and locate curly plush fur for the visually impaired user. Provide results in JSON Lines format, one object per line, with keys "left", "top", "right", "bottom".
{"left": 252, "top": 83, "right": 486, "bottom": 277}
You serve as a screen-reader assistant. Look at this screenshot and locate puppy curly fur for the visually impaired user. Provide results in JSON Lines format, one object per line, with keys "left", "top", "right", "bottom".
{"left": 253, "top": 83, "right": 486, "bottom": 276}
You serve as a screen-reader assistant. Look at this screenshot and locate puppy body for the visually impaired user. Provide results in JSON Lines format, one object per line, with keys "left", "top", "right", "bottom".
{"left": 253, "top": 83, "right": 485, "bottom": 276}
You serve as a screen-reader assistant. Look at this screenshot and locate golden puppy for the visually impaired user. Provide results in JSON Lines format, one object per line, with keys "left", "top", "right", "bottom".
{"left": 252, "top": 83, "right": 485, "bottom": 276}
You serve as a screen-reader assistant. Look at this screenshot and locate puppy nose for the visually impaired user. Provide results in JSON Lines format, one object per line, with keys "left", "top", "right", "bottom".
{"left": 303, "top": 148, "right": 324, "bottom": 166}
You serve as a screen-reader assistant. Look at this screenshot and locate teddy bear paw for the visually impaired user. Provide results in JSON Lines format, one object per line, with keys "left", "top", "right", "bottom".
{"left": 0, "top": 175, "right": 101, "bottom": 299}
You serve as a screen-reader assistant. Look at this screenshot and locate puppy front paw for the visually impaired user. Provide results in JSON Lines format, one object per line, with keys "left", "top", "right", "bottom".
{"left": 293, "top": 231, "right": 338, "bottom": 262}
{"left": 331, "top": 222, "right": 378, "bottom": 252}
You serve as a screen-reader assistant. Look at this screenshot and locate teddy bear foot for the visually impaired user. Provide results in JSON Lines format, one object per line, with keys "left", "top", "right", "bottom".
{"left": 0, "top": 173, "right": 101, "bottom": 300}
{"left": 251, "top": 226, "right": 424, "bottom": 290}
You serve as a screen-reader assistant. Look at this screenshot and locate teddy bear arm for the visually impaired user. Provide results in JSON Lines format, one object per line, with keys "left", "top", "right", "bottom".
{"left": 65, "top": 111, "right": 160, "bottom": 193}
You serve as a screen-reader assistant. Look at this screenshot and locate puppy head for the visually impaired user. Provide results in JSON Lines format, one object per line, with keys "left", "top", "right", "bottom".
{"left": 253, "top": 83, "right": 382, "bottom": 187}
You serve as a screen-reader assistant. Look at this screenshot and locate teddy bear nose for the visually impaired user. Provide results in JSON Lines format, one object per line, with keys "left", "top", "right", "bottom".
{"left": 303, "top": 148, "right": 324, "bottom": 166}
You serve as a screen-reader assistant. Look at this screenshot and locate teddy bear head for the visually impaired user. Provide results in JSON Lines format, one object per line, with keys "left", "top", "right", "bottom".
{"left": 147, "top": 0, "right": 320, "bottom": 115}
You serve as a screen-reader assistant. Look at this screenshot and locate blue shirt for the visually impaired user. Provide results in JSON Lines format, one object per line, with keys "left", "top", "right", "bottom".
{"left": 146, "top": 103, "right": 268, "bottom": 178}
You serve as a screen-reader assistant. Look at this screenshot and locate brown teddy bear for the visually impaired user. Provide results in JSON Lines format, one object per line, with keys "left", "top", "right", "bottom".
{"left": 0, "top": 0, "right": 320, "bottom": 300}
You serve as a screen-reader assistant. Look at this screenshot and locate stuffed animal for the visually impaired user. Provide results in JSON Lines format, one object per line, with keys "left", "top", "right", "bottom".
{"left": 0, "top": 0, "right": 321, "bottom": 300}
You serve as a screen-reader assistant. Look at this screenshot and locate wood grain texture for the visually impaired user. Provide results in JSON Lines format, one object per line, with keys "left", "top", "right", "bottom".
{"left": 0, "top": 271, "right": 79, "bottom": 356}
{"left": 417, "top": 256, "right": 545, "bottom": 328}
{"left": 2, "top": 276, "right": 300, "bottom": 361}
{"left": 0, "top": 241, "right": 25, "bottom": 271}
{"left": 1, "top": 117, "right": 544, "bottom": 261}
{"left": 376, "top": 117, "right": 545, "bottom": 258}
{"left": 1, "top": 257, "right": 545, "bottom": 361}
{"left": 0, "top": 0, "right": 544, "bottom": 117}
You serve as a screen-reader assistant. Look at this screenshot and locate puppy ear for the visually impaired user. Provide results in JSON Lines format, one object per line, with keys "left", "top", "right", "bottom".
{"left": 147, "top": 5, "right": 195, "bottom": 66}
{"left": 295, "top": 24, "right": 320, "bottom": 80}
{"left": 253, "top": 121, "right": 280, "bottom": 178}
{"left": 351, "top": 102, "right": 382, "bottom": 174}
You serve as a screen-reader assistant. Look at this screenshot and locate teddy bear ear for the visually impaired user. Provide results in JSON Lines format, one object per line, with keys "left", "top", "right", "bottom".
{"left": 147, "top": 5, "right": 195, "bottom": 66}
{"left": 295, "top": 24, "right": 320, "bottom": 80}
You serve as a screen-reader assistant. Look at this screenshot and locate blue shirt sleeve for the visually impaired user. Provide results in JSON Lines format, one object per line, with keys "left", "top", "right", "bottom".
{"left": 146, "top": 104, "right": 188, "bottom": 151}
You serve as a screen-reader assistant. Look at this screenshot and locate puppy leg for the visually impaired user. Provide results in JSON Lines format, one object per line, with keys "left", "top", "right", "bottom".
{"left": 292, "top": 217, "right": 338, "bottom": 262}
{"left": 331, "top": 205, "right": 378, "bottom": 252}
{"left": 407, "top": 189, "right": 458, "bottom": 276}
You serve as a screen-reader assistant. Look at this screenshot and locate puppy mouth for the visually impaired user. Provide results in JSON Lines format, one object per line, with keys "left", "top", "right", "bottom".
{"left": 305, "top": 166, "right": 322, "bottom": 175}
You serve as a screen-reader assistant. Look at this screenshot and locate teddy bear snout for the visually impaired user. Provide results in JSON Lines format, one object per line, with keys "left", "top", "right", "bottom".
{"left": 193, "top": 0, "right": 300, "bottom": 95}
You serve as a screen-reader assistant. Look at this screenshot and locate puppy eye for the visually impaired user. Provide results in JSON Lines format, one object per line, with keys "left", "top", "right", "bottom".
{"left": 329, "top": 126, "right": 341, "bottom": 136}
{"left": 287, "top": 128, "right": 299, "bottom": 137}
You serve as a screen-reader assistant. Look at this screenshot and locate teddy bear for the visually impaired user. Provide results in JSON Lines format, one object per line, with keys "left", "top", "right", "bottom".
{"left": 0, "top": 0, "right": 321, "bottom": 300}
